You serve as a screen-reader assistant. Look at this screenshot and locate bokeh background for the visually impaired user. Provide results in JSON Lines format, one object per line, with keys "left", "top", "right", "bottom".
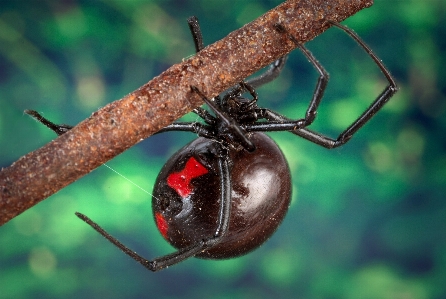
{"left": 1, "top": 0, "right": 445, "bottom": 298}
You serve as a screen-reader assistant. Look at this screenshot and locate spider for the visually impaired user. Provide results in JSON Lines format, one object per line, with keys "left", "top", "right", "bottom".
{"left": 26, "top": 16, "right": 397, "bottom": 271}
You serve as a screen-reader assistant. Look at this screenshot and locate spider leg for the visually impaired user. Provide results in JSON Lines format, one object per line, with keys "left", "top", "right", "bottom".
{"left": 295, "top": 43, "right": 328, "bottom": 126}
{"left": 156, "top": 122, "right": 217, "bottom": 139}
{"left": 246, "top": 55, "right": 288, "bottom": 89}
{"left": 292, "top": 21, "right": 397, "bottom": 148}
{"left": 75, "top": 153, "right": 232, "bottom": 272}
{"left": 246, "top": 21, "right": 397, "bottom": 148}
{"left": 239, "top": 81, "right": 258, "bottom": 102}
{"left": 223, "top": 81, "right": 258, "bottom": 111}
{"left": 24, "top": 108, "right": 217, "bottom": 140}
{"left": 192, "top": 106, "right": 217, "bottom": 125}
{"left": 246, "top": 23, "right": 329, "bottom": 132}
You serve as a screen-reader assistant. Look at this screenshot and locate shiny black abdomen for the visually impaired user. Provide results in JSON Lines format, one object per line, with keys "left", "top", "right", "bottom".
{"left": 152, "top": 132, "right": 291, "bottom": 259}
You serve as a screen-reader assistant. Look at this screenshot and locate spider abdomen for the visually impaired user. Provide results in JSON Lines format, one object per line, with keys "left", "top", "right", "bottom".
{"left": 152, "top": 132, "right": 291, "bottom": 259}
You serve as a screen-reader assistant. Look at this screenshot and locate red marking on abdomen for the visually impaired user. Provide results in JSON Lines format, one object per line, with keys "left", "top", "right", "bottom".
{"left": 167, "top": 156, "right": 208, "bottom": 198}
{"left": 155, "top": 212, "right": 168, "bottom": 239}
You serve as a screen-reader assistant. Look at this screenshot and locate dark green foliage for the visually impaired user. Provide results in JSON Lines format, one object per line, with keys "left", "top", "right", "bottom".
{"left": 0, "top": 1, "right": 445, "bottom": 298}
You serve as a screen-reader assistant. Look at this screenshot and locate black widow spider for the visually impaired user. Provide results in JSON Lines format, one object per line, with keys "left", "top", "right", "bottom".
{"left": 26, "top": 17, "right": 397, "bottom": 271}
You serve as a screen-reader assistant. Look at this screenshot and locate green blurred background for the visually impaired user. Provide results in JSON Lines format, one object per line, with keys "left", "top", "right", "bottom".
{"left": 1, "top": 0, "right": 445, "bottom": 298}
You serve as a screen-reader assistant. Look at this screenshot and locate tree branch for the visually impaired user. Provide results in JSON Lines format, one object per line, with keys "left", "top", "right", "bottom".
{"left": 0, "top": 0, "right": 373, "bottom": 225}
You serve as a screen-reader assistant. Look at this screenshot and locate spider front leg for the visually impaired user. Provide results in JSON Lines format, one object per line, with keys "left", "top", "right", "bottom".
{"left": 76, "top": 153, "right": 232, "bottom": 272}
{"left": 273, "top": 23, "right": 330, "bottom": 127}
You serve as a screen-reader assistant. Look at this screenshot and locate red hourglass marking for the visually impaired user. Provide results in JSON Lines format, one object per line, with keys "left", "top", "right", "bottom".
{"left": 167, "top": 157, "right": 208, "bottom": 198}
{"left": 155, "top": 212, "right": 168, "bottom": 239}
